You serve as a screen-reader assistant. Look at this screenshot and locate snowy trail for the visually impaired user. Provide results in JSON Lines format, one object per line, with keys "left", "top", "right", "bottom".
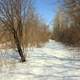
{"left": 0, "top": 40, "right": 80, "bottom": 80}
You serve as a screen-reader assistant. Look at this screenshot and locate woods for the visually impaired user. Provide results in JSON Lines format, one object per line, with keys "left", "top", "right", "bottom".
{"left": 0, "top": 1, "right": 80, "bottom": 80}
{"left": 0, "top": 0, "right": 50, "bottom": 62}
{"left": 52, "top": 0, "right": 80, "bottom": 46}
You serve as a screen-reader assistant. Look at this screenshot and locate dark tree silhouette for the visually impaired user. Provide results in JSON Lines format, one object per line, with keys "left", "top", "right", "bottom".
{"left": 0, "top": 0, "right": 32, "bottom": 62}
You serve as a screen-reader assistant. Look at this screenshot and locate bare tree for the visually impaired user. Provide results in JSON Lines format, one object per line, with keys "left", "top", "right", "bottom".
{"left": 52, "top": 0, "right": 80, "bottom": 45}
{"left": 63, "top": 0, "right": 80, "bottom": 25}
{"left": 0, "top": 0, "right": 32, "bottom": 62}
{"left": 24, "top": 7, "right": 50, "bottom": 47}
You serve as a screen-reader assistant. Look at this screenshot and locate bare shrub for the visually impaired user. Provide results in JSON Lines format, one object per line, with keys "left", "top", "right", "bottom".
{"left": 23, "top": 7, "right": 50, "bottom": 47}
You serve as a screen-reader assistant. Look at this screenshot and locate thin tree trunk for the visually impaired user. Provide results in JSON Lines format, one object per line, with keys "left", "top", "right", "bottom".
{"left": 13, "top": 29, "right": 26, "bottom": 62}
{"left": 17, "top": 41, "right": 26, "bottom": 62}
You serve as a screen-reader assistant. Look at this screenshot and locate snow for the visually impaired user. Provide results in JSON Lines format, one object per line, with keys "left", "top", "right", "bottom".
{"left": 0, "top": 40, "right": 80, "bottom": 80}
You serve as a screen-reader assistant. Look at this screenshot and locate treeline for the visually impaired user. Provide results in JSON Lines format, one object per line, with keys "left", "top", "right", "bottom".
{"left": 23, "top": 8, "right": 50, "bottom": 47}
{"left": 0, "top": 0, "right": 50, "bottom": 62}
{"left": 0, "top": 6, "right": 50, "bottom": 48}
{"left": 52, "top": 0, "right": 80, "bottom": 46}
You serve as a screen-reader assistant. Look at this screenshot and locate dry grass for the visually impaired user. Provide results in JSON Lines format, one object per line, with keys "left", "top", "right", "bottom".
{"left": 23, "top": 25, "right": 50, "bottom": 47}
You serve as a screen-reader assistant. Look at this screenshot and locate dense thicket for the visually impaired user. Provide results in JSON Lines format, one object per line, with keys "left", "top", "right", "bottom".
{"left": 52, "top": 0, "right": 80, "bottom": 46}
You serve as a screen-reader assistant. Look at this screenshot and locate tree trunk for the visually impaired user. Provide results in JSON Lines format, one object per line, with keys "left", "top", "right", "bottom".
{"left": 17, "top": 42, "right": 26, "bottom": 62}
{"left": 13, "top": 29, "right": 26, "bottom": 62}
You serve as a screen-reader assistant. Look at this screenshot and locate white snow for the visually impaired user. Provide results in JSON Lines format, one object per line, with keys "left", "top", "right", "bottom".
{"left": 0, "top": 40, "right": 80, "bottom": 80}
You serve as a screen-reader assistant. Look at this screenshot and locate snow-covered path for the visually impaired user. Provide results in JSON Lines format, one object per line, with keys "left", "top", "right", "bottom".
{"left": 0, "top": 40, "right": 80, "bottom": 80}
